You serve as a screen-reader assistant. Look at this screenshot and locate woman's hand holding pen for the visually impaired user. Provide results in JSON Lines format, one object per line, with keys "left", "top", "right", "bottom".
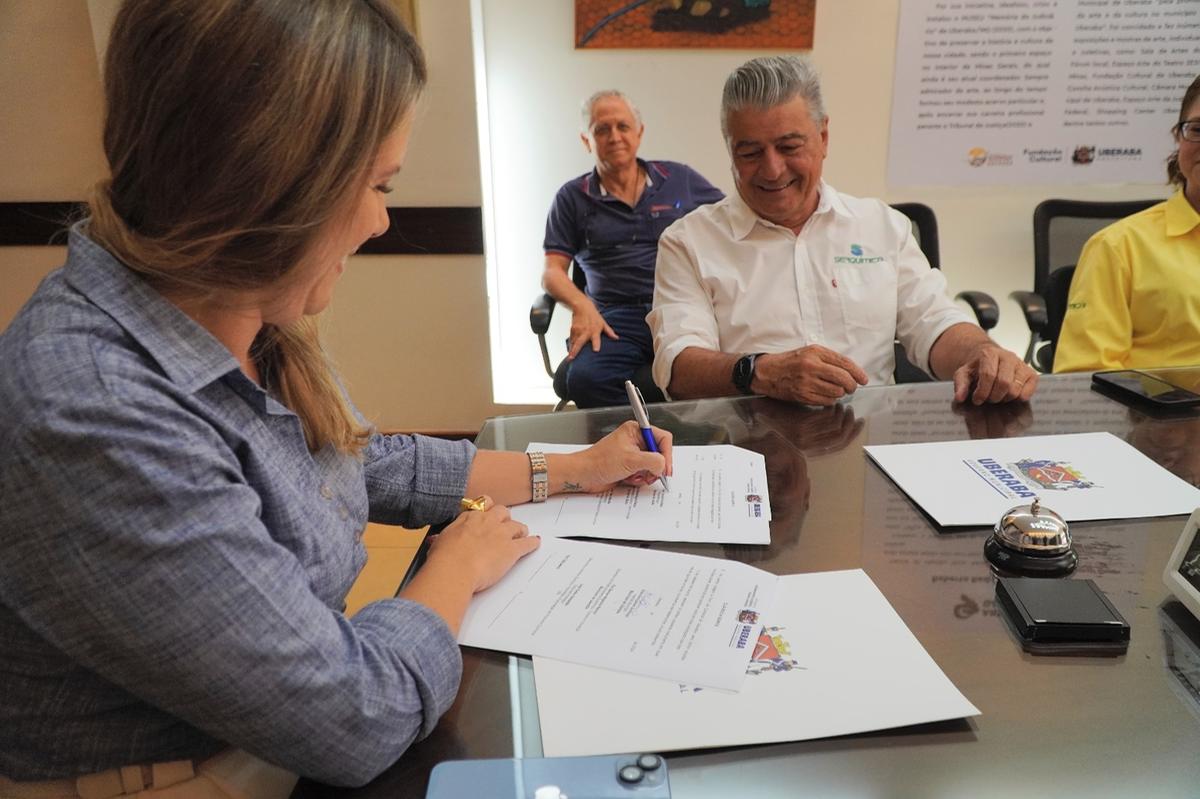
{"left": 547, "top": 420, "right": 673, "bottom": 494}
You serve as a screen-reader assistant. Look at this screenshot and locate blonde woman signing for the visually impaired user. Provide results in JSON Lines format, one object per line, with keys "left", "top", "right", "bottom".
{"left": 0, "top": 2, "right": 670, "bottom": 797}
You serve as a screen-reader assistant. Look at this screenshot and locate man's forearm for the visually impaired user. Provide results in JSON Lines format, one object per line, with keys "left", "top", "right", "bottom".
{"left": 542, "top": 269, "right": 587, "bottom": 309}
{"left": 927, "top": 322, "right": 994, "bottom": 379}
{"left": 666, "top": 347, "right": 742, "bottom": 399}
{"left": 542, "top": 255, "right": 590, "bottom": 311}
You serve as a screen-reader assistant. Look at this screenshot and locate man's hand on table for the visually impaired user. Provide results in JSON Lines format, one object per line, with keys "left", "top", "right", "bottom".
{"left": 951, "top": 343, "right": 1038, "bottom": 405}
{"left": 755, "top": 345, "right": 869, "bottom": 406}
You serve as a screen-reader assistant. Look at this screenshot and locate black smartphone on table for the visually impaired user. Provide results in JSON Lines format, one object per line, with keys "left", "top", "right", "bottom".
{"left": 1091, "top": 367, "right": 1200, "bottom": 412}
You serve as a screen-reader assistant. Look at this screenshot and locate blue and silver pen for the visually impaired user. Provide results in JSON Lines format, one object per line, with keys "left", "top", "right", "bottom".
{"left": 624, "top": 379, "right": 669, "bottom": 492}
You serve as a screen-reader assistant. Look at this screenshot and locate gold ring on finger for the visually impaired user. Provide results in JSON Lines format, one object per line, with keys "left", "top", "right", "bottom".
{"left": 460, "top": 496, "right": 488, "bottom": 512}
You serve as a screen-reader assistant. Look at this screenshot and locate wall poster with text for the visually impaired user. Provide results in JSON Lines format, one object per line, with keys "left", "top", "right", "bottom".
{"left": 888, "top": 0, "right": 1200, "bottom": 187}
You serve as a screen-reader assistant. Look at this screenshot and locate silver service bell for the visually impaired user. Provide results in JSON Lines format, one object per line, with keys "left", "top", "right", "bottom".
{"left": 984, "top": 497, "right": 1078, "bottom": 577}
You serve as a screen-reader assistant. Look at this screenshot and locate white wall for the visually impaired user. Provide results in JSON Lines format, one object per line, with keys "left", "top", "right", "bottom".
{"left": 1, "top": 0, "right": 547, "bottom": 434}
{"left": 475, "top": 0, "right": 1174, "bottom": 404}
{"left": 317, "top": 0, "right": 550, "bottom": 430}
{"left": 0, "top": 2, "right": 107, "bottom": 326}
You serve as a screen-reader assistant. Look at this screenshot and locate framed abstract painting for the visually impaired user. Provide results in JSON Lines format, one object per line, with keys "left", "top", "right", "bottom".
{"left": 575, "top": 0, "right": 816, "bottom": 49}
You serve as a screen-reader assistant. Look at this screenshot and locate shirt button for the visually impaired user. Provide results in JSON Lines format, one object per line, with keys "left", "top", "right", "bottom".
{"left": 319, "top": 485, "right": 333, "bottom": 500}
{"left": 339, "top": 508, "right": 349, "bottom": 520}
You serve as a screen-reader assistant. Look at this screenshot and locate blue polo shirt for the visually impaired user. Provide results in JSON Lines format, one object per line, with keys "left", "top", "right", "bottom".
{"left": 543, "top": 159, "right": 723, "bottom": 305}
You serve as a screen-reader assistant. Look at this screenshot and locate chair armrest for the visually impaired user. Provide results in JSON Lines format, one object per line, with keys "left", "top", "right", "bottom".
{"left": 1034, "top": 341, "right": 1056, "bottom": 374}
{"left": 530, "top": 293, "right": 561, "bottom": 380}
{"left": 530, "top": 292, "right": 557, "bottom": 336}
{"left": 955, "top": 290, "right": 999, "bottom": 331}
{"left": 1008, "top": 290, "right": 1048, "bottom": 335}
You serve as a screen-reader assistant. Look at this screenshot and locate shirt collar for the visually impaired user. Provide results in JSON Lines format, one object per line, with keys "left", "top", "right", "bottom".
{"left": 62, "top": 225, "right": 243, "bottom": 394}
{"left": 593, "top": 158, "right": 654, "bottom": 198}
{"left": 727, "top": 180, "right": 845, "bottom": 240}
{"left": 1165, "top": 188, "right": 1200, "bottom": 237}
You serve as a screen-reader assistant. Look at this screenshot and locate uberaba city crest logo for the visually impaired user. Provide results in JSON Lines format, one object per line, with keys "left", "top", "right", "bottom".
{"left": 1013, "top": 459, "right": 1097, "bottom": 491}
{"left": 1072, "top": 145, "right": 1139, "bottom": 165}
{"left": 731, "top": 609, "right": 760, "bottom": 651}
{"left": 964, "top": 457, "right": 1097, "bottom": 500}
{"left": 1097, "top": 146, "right": 1142, "bottom": 160}
{"left": 834, "top": 243, "right": 884, "bottom": 265}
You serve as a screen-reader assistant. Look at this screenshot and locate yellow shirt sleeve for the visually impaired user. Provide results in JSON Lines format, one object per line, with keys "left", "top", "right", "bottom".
{"left": 1052, "top": 232, "right": 1133, "bottom": 373}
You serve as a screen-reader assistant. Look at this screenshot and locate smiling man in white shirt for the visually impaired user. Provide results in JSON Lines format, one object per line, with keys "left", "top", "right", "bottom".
{"left": 648, "top": 55, "right": 1037, "bottom": 407}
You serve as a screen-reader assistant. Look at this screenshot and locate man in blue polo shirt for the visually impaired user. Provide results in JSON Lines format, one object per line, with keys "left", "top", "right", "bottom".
{"left": 542, "top": 90, "right": 724, "bottom": 408}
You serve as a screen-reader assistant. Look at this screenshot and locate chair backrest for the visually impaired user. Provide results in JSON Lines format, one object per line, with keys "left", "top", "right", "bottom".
{"left": 891, "top": 202, "right": 940, "bottom": 271}
{"left": 889, "top": 202, "right": 941, "bottom": 384}
{"left": 1034, "top": 264, "right": 1076, "bottom": 372}
{"left": 1032, "top": 198, "right": 1158, "bottom": 296}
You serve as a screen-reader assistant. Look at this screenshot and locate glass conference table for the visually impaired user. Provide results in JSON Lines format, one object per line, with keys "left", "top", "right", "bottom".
{"left": 296, "top": 373, "right": 1200, "bottom": 798}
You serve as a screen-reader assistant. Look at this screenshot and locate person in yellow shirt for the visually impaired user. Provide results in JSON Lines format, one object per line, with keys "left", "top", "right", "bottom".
{"left": 1054, "top": 74, "right": 1200, "bottom": 373}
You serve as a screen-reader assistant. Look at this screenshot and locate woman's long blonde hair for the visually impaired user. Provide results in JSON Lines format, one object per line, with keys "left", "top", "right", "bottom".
{"left": 88, "top": 0, "right": 426, "bottom": 454}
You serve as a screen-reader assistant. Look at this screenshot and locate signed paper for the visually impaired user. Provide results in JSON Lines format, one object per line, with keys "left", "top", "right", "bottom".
{"left": 511, "top": 444, "right": 771, "bottom": 544}
{"left": 458, "top": 537, "right": 776, "bottom": 690}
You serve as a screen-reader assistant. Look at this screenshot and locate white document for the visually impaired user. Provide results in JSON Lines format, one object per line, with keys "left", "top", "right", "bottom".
{"left": 511, "top": 444, "right": 771, "bottom": 544}
{"left": 534, "top": 569, "right": 979, "bottom": 757}
{"left": 458, "top": 537, "right": 777, "bottom": 690}
{"left": 865, "top": 432, "right": 1200, "bottom": 527}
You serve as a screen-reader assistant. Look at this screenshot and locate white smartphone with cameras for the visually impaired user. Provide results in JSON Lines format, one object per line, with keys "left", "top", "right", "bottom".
{"left": 425, "top": 753, "right": 671, "bottom": 799}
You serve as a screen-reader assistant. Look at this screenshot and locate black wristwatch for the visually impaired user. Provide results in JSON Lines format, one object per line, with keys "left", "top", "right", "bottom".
{"left": 732, "top": 352, "right": 764, "bottom": 395}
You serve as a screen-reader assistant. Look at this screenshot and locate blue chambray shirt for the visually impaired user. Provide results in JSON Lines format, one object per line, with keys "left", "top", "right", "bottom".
{"left": 0, "top": 228, "right": 475, "bottom": 786}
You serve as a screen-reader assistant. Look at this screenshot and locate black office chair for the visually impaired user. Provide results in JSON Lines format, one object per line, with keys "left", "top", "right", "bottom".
{"left": 890, "top": 202, "right": 999, "bottom": 383}
{"left": 1030, "top": 265, "right": 1076, "bottom": 373}
{"left": 530, "top": 265, "right": 664, "bottom": 411}
{"left": 1011, "top": 198, "right": 1160, "bottom": 370}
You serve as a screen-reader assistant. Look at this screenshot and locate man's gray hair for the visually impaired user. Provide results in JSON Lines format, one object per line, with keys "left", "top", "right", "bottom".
{"left": 720, "top": 56, "right": 826, "bottom": 143}
{"left": 580, "top": 89, "right": 642, "bottom": 132}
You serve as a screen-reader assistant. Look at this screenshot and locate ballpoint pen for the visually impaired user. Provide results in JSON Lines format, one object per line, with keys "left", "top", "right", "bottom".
{"left": 624, "top": 379, "right": 669, "bottom": 492}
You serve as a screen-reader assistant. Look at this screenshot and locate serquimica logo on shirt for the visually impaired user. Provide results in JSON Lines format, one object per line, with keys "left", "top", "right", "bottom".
{"left": 834, "top": 243, "right": 884, "bottom": 264}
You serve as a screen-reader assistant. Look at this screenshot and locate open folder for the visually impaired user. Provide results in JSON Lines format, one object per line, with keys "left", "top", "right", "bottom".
{"left": 865, "top": 432, "right": 1200, "bottom": 527}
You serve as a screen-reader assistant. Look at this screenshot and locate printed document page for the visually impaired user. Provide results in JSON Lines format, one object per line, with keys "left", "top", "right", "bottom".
{"left": 458, "top": 537, "right": 776, "bottom": 690}
{"left": 865, "top": 432, "right": 1200, "bottom": 527}
{"left": 510, "top": 444, "right": 771, "bottom": 544}
{"left": 534, "top": 569, "right": 979, "bottom": 757}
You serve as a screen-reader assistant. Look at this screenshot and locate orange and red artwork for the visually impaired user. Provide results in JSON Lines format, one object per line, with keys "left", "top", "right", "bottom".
{"left": 575, "top": 0, "right": 816, "bottom": 50}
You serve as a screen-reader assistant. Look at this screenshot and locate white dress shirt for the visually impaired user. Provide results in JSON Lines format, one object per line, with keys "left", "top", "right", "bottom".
{"left": 648, "top": 182, "right": 972, "bottom": 394}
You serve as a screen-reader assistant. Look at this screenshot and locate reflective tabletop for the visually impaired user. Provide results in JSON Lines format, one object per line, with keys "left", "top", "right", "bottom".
{"left": 298, "top": 374, "right": 1200, "bottom": 798}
